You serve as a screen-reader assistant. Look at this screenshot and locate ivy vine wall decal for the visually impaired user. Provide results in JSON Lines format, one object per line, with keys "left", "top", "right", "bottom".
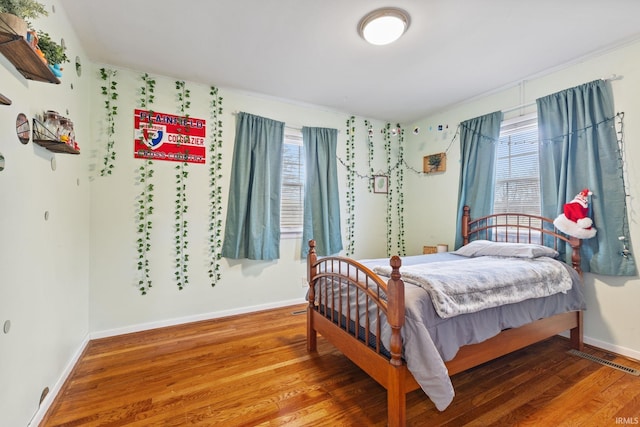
{"left": 135, "top": 72, "right": 156, "bottom": 295}
{"left": 336, "top": 119, "right": 410, "bottom": 258}
{"left": 174, "top": 80, "right": 191, "bottom": 290}
{"left": 383, "top": 123, "right": 394, "bottom": 256}
{"left": 365, "top": 119, "right": 375, "bottom": 192}
{"left": 99, "top": 67, "right": 118, "bottom": 176}
{"left": 208, "top": 86, "right": 224, "bottom": 286}
{"left": 395, "top": 123, "right": 406, "bottom": 256}
{"left": 345, "top": 116, "right": 356, "bottom": 256}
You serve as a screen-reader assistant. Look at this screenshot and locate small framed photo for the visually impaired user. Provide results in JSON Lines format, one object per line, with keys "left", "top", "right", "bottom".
{"left": 373, "top": 175, "right": 389, "bottom": 194}
{"left": 423, "top": 152, "right": 446, "bottom": 174}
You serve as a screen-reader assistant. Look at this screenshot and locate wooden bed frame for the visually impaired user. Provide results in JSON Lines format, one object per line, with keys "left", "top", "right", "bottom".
{"left": 306, "top": 206, "right": 583, "bottom": 427}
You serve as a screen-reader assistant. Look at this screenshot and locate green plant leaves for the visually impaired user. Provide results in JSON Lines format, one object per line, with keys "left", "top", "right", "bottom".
{"left": 135, "top": 73, "right": 157, "bottom": 295}
{"left": 208, "top": 86, "right": 224, "bottom": 286}
{"left": 173, "top": 81, "right": 191, "bottom": 291}
{"left": 99, "top": 68, "right": 118, "bottom": 176}
{"left": 345, "top": 116, "right": 356, "bottom": 256}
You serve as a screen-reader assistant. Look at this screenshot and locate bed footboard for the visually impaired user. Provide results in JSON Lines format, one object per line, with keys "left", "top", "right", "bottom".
{"left": 306, "top": 240, "right": 403, "bottom": 361}
{"left": 306, "top": 240, "right": 418, "bottom": 427}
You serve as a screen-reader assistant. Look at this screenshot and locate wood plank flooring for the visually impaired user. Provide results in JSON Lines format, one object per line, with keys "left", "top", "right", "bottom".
{"left": 41, "top": 304, "right": 640, "bottom": 426}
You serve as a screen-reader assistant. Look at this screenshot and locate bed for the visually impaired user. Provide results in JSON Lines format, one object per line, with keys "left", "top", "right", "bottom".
{"left": 306, "top": 206, "right": 585, "bottom": 427}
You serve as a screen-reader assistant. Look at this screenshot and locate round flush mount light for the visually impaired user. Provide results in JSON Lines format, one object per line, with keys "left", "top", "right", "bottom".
{"left": 358, "top": 7, "right": 410, "bottom": 45}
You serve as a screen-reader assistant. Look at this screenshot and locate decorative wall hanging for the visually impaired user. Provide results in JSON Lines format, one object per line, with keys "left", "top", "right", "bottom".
{"left": 365, "top": 119, "right": 375, "bottom": 192}
{"left": 133, "top": 109, "right": 206, "bottom": 164}
{"left": 16, "top": 112, "right": 30, "bottom": 144}
{"left": 395, "top": 123, "right": 406, "bottom": 256}
{"left": 135, "top": 72, "right": 156, "bottom": 295}
{"left": 99, "top": 67, "right": 118, "bottom": 175}
{"left": 345, "top": 116, "right": 356, "bottom": 256}
{"left": 208, "top": 86, "right": 224, "bottom": 286}
{"left": 373, "top": 175, "right": 388, "bottom": 194}
{"left": 383, "top": 124, "right": 394, "bottom": 256}
{"left": 173, "top": 80, "right": 191, "bottom": 291}
{"left": 423, "top": 152, "right": 446, "bottom": 173}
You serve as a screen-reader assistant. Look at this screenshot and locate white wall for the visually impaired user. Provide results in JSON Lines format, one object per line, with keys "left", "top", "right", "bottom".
{"left": 403, "top": 39, "right": 640, "bottom": 360}
{"left": 0, "top": 2, "right": 91, "bottom": 425}
{"left": 87, "top": 68, "right": 393, "bottom": 334}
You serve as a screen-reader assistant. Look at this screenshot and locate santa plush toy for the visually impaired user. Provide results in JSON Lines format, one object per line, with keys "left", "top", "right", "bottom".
{"left": 553, "top": 189, "right": 597, "bottom": 239}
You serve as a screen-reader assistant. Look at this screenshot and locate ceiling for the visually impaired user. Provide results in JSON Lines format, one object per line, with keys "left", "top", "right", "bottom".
{"left": 60, "top": 0, "right": 640, "bottom": 123}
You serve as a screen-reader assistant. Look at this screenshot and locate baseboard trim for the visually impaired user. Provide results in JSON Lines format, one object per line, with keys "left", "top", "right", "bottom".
{"left": 90, "top": 298, "right": 306, "bottom": 340}
{"left": 584, "top": 336, "right": 640, "bottom": 361}
{"left": 28, "top": 334, "right": 91, "bottom": 427}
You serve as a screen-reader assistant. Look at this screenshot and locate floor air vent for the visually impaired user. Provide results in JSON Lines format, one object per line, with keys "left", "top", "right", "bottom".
{"left": 568, "top": 349, "right": 640, "bottom": 376}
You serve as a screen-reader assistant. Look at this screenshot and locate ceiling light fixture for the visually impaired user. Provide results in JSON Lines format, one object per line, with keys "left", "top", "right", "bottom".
{"left": 358, "top": 7, "right": 410, "bottom": 46}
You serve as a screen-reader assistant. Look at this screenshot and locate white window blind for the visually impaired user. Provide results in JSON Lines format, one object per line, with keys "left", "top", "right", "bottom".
{"left": 280, "top": 130, "right": 305, "bottom": 234}
{"left": 493, "top": 114, "right": 541, "bottom": 216}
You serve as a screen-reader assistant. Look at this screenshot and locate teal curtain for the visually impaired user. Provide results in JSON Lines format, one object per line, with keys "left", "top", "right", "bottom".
{"left": 221, "top": 112, "right": 284, "bottom": 260}
{"left": 537, "top": 79, "right": 636, "bottom": 275}
{"left": 301, "top": 126, "right": 343, "bottom": 257}
{"left": 454, "top": 111, "right": 503, "bottom": 249}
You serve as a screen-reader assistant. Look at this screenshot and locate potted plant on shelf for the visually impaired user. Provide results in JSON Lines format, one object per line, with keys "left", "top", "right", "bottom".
{"left": 0, "top": 0, "right": 48, "bottom": 37}
{"left": 36, "top": 30, "right": 68, "bottom": 77}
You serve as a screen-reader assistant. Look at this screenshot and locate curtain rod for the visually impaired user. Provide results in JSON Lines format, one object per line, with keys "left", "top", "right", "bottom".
{"left": 502, "top": 74, "right": 623, "bottom": 114}
{"left": 232, "top": 112, "right": 340, "bottom": 133}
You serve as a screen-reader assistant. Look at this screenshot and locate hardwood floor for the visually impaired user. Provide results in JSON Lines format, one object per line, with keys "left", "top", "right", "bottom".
{"left": 42, "top": 304, "right": 640, "bottom": 426}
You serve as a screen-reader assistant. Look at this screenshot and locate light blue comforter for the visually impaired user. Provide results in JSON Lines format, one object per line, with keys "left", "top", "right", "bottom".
{"left": 373, "top": 255, "right": 572, "bottom": 318}
{"left": 353, "top": 252, "right": 585, "bottom": 411}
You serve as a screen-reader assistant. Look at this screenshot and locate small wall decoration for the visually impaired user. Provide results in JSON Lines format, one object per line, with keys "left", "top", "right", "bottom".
{"left": 373, "top": 175, "right": 389, "bottom": 194}
{"left": 133, "top": 109, "right": 206, "bottom": 164}
{"left": 16, "top": 113, "right": 30, "bottom": 144}
{"left": 423, "top": 152, "right": 446, "bottom": 174}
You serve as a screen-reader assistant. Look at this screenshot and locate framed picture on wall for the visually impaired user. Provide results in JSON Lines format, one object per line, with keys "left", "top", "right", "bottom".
{"left": 373, "top": 175, "right": 389, "bottom": 194}
{"left": 423, "top": 152, "right": 446, "bottom": 174}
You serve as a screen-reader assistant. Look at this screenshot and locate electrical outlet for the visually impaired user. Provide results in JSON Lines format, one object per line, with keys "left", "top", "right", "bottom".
{"left": 301, "top": 276, "right": 308, "bottom": 288}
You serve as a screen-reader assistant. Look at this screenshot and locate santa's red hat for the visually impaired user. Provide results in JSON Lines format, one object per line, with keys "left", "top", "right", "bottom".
{"left": 553, "top": 189, "right": 597, "bottom": 239}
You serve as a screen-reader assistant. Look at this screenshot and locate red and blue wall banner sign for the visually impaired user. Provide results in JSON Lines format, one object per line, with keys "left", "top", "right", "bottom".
{"left": 133, "top": 109, "right": 206, "bottom": 164}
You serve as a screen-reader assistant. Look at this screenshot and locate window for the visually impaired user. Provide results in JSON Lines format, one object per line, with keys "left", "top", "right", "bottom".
{"left": 493, "top": 113, "right": 542, "bottom": 241}
{"left": 280, "top": 129, "right": 305, "bottom": 235}
{"left": 494, "top": 113, "right": 540, "bottom": 215}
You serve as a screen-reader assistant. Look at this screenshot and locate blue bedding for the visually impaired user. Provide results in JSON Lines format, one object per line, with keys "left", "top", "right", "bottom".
{"left": 349, "top": 252, "right": 586, "bottom": 410}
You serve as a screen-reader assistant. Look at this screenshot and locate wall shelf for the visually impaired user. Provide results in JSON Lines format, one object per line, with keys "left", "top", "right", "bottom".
{"left": 0, "top": 30, "right": 61, "bottom": 84}
{"left": 32, "top": 118, "right": 80, "bottom": 155}
{"left": 0, "top": 92, "right": 11, "bottom": 105}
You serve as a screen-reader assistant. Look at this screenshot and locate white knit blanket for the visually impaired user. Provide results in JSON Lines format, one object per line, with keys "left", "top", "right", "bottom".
{"left": 373, "top": 256, "right": 572, "bottom": 318}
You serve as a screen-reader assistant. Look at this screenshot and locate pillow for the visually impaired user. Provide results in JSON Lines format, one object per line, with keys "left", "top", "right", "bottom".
{"left": 452, "top": 240, "right": 559, "bottom": 259}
